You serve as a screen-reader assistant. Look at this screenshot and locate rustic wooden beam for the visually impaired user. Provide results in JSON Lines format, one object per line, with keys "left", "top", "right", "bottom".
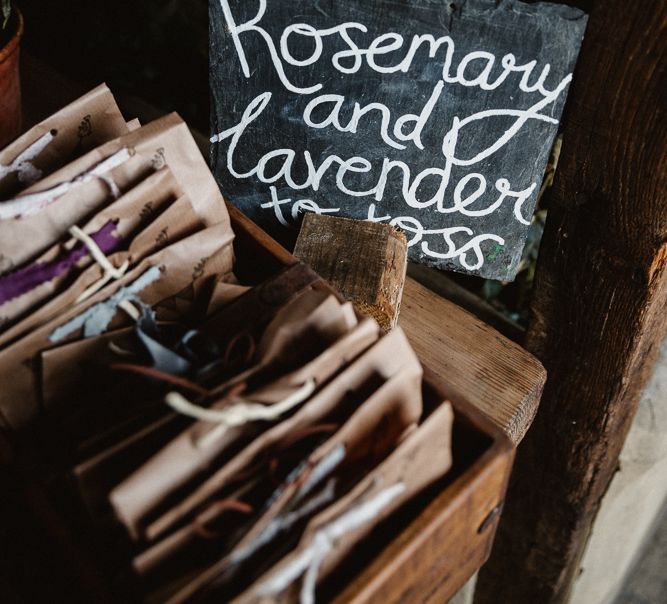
{"left": 294, "top": 213, "right": 408, "bottom": 330}
{"left": 407, "top": 263, "right": 524, "bottom": 344}
{"left": 476, "top": 1, "right": 667, "bottom": 602}
{"left": 400, "top": 278, "right": 545, "bottom": 445}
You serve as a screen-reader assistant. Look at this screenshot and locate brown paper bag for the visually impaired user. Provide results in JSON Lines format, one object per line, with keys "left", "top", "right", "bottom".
{"left": 0, "top": 84, "right": 128, "bottom": 198}
{"left": 157, "top": 361, "right": 423, "bottom": 603}
{"left": 37, "top": 322, "right": 208, "bottom": 475}
{"left": 0, "top": 168, "right": 185, "bottom": 332}
{"left": 234, "top": 359, "right": 423, "bottom": 550}
{"left": 0, "top": 189, "right": 212, "bottom": 350}
{"left": 109, "top": 308, "right": 379, "bottom": 541}
{"left": 0, "top": 222, "right": 234, "bottom": 430}
{"left": 141, "top": 328, "right": 418, "bottom": 542}
{"left": 0, "top": 112, "right": 230, "bottom": 272}
{"left": 39, "top": 324, "right": 181, "bottom": 434}
{"left": 203, "top": 291, "right": 356, "bottom": 393}
{"left": 231, "top": 401, "right": 454, "bottom": 604}
{"left": 0, "top": 150, "right": 153, "bottom": 272}
{"left": 131, "top": 426, "right": 330, "bottom": 586}
{"left": 206, "top": 279, "right": 251, "bottom": 316}
{"left": 16, "top": 112, "right": 229, "bottom": 230}
{"left": 199, "top": 263, "right": 323, "bottom": 349}
{"left": 73, "top": 413, "right": 186, "bottom": 520}
{"left": 246, "top": 313, "right": 376, "bottom": 406}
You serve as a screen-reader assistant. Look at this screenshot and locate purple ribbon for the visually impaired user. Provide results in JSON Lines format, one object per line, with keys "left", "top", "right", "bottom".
{"left": 0, "top": 221, "right": 122, "bottom": 305}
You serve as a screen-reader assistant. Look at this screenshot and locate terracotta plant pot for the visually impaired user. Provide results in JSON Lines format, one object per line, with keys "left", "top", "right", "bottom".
{"left": 0, "top": 6, "right": 23, "bottom": 148}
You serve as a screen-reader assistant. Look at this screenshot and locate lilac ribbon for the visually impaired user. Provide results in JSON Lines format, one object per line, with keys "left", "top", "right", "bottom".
{"left": 0, "top": 220, "right": 121, "bottom": 305}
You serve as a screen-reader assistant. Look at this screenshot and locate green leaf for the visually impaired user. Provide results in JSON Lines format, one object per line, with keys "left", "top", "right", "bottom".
{"left": 2, "top": 0, "right": 11, "bottom": 30}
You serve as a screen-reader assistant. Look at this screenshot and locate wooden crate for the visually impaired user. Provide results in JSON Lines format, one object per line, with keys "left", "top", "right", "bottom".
{"left": 229, "top": 205, "right": 515, "bottom": 604}
{"left": 0, "top": 204, "right": 514, "bottom": 604}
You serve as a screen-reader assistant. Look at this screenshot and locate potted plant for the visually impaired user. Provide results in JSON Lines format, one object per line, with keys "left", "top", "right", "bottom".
{"left": 0, "top": 1, "right": 23, "bottom": 148}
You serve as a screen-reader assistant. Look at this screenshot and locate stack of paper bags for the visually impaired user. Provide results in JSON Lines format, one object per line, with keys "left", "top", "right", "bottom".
{"left": 0, "top": 87, "right": 455, "bottom": 604}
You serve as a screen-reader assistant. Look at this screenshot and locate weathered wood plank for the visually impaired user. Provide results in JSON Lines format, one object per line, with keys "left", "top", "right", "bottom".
{"left": 292, "top": 211, "right": 545, "bottom": 443}
{"left": 476, "top": 0, "right": 667, "bottom": 601}
{"left": 399, "top": 278, "right": 545, "bottom": 444}
{"left": 407, "top": 263, "right": 524, "bottom": 344}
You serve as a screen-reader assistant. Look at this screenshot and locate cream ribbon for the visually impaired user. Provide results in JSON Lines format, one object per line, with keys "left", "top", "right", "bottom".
{"left": 0, "top": 148, "right": 131, "bottom": 220}
{"left": 0, "top": 129, "right": 56, "bottom": 185}
{"left": 257, "top": 482, "right": 406, "bottom": 604}
{"left": 165, "top": 379, "right": 317, "bottom": 449}
{"left": 69, "top": 225, "right": 130, "bottom": 304}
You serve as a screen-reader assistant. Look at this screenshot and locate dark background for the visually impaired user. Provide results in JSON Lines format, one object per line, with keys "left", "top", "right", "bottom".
{"left": 19, "top": 0, "right": 209, "bottom": 130}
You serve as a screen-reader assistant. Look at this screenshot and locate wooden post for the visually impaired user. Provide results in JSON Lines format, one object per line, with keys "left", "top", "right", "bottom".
{"left": 476, "top": 1, "right": 667, "bottom": 603}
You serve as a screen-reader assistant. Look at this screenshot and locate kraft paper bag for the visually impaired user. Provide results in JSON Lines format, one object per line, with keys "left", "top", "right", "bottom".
{"left": 203, "top": 291, "right": 356, "bottom": 393}
{"left": 246, "top": 314, "right": 376, "bottom": 406}
{"left": 0, "top": 188, "right": 213, "bottom": 350}
{"left": 0, "top": 168, "right": 185, "bottom": 333}
{"left": 198, "top": 263, "right": 323, "bottom": 353}
{"left": 0, "top": 150, "right": 153, "bottom": 274}
{"left": 107, "top": 292, "right": 351, "bottom": 529}
{"left": 141, "top": 328, "right": 418, "bottom": 542}
{"left": 231, "top": 401, "right": 454, "bottom": 604}
{"left": 73, "top": 413, "right": 186, "bottom": 520}
{"left": 187, "top": 287, "right": 334, "bottom": 393}
{"left": 0, "top": 84, "right": 128, "bottom": 198}
{"left": 13, "top": 112, "right": 230, "bottom": 230}
{"left": 234, "top": 360, "right": 423, "bottom": 551}
{"left": 206, "top": 279, "right": 251, "bottom": 316}
{"left": 0, "top": 222, "right": 234, "bottom": 431}
{"left": 38, "top": 281, "right": 253, "bottom": 422}
{"left": 160, "top": 360, "right": 423, "bottom": 604}
{"left": 74, "top": 392, "right": 175, "bottom": 464}
{"left": 109, "top": 305, "right": 378, "bottom": 541}
{"left": 132, "top": 423, "right": 332, "bottom": 589}
{"left": 38, "top": 321, "right": 190, "bottom": 433}
{"left": 0, "top": 112, "right": 231, "bottom": 274}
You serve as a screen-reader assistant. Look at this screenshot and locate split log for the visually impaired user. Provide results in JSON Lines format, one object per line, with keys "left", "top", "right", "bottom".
{"left": 294, "top": 213, "right": 407, "bottom": 330}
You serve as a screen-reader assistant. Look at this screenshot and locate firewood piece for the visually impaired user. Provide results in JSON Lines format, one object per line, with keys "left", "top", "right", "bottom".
{"left": 294, "top": 213, "right": 407, "bottom": 331}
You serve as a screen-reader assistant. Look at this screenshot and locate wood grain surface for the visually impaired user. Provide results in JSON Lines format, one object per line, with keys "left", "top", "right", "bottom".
{"left": 407, "top": 263, "right": 524, "bottom": 344}
{"left": 476, "top": 1, "right": 667, "bottom": 602}
{"left": 294, "top": 213, "right": 407, "bottom": 330}
{"left": 400, "top": 278, "right": 545, "bottom": 444}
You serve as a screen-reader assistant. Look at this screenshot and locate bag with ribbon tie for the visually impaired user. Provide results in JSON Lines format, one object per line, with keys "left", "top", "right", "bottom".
{"left": 0, "top": 221, "right": 234, "bottom": 430}
{"left": 0, "top": 86, "right": 457, "bottom": 604}
{"left": 108, "top": 290, "right": 378, "bottom": 541}
{"left": 0, "top": 112, "right": 230, "bottom": 275}
{"left": 0, "top": 84, "right": 128, "bottom": 199}
{"left": 0, "top": 167, "right": 189, "bottom": 336}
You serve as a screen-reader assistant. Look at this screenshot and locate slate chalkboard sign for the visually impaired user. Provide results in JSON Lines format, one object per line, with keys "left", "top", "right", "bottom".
{"left": 209, "top": 0, "right": 587, "bottom": 280}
